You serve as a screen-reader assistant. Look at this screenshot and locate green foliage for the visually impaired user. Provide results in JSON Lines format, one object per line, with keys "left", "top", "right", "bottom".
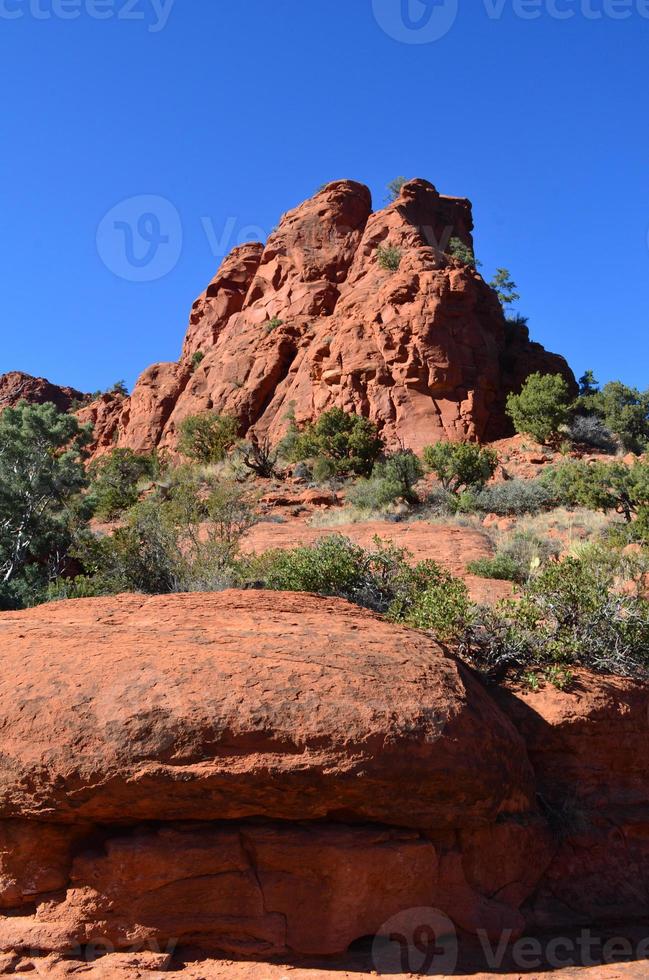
{"left": 542, "top": 459, "right": 649, "bottom": 524}
{"left": 177, "top": 413, "right": 239, "bottom": 464}
{"left": 580, "top": 381, "right": 649, "bottom": 453}
{"left": 264, "top": 317, "right": 284, "bottom": 334}
{"left": 70, "top": 474, "right": 255, "bottom": 596}
{"left": 190, "top": 350, "right": 205, "bottom": 372}
{"left": 376, "top": 244, "right": 402, "bottom": 271}
{"left": 448, "top": 237, "right": 479, "bottom": 268}
{"left": 578, "top": 370, "right": 599, "bottom": 397}
{"left": 462, "top": 552, "right": 649, "bottom": 680}
{"left": 506, "top": 372, "right": 573, "bottom": 445}
{"left": 489, "top": 268, "right": 520, "bottom": 311}
{"left": 474, "top": 478, "right": 558, "bottom": 516}
{"left": 422, "top": 442, "right": 498, "bottom": 494}
{"left": 348, "top": 451, "right": 424, "bottom": 510}
{"left": 386, "top": 176, "right": 407, "bottom": 202}
{"left": 110, "top": 380, "right": 129, "bottom": 397}
{"left": 88, "top": 448, "right": 159, "bottom": 520}
{"left": 0, "top": 402, "right": 90, "bottom": 609}
{"left": 252, "top": 533, "right": 469, "bottom": 640}
{"left": 287, "top": 408, "right": 384, "bottom": 477}
{"left": 568, "top": 415, "right": 616, "bottom": 453}
{"left": 467, "top": 554, "right": 520, "bottom": 582}
{"left": 468, "top": 532, "right": 558, "bottom": 584}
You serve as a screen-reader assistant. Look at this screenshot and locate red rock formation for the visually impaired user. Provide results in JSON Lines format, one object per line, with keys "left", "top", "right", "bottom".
{"left": 0, "top": 592, "right": 646, "bottom": 966}
{"left": 0, "top": 371, "right": 87, "bottom": 414}
{"left": 78, "top": 178, "right": 574, "bottom": 457}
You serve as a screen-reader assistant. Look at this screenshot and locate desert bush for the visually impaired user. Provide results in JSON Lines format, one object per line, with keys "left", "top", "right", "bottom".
{"left": 376, "top": 244, "right": 402, "bottom": 271}
{"left": 579, "top": 380, "right": 649, "bottom": 453}
{"left": 386, "top": 176, "right": 407, "bottom": 202}
{"left": 178, "top": 413, "right": 239, "bottom": 464}
{"left": 240, "top": 436, "right": 278, "bottom": 478}
{"left": 248, "top": 533, "right": 469, "bottom": 639}
{"left": 286, "top": 408, "right": 384, "bottom": 478}
{"left": 467, "top": 554, "right": 520, "bottom": 582}
{"left": 422, "top": 442, "right": 498, "bottom": 494}
{"left": 468, "top": 531, "right": 558, "bottom": 584}
{"left": 71, "top": 475, "right": 255, "bottom": 595}
{"left": 348, "top": 451, "right": 424, "bottom": 510}
{"left": 542, "top": 459, "right": 649, "bottom": 524}
{"left": 0, "top": 403, "right": 91, "bottom": 609}
{"left": 448, "top": 237, "right": 478, "bottom": 267}
{"left": 506, "top": 372, "right": 573, "bottom": 445}
{"left": 88, "top": 448, "right": 159, "bottom": 520}
{"left": 568, "top": 415, "right": 617, "bottom": 453}
{"left": 473, "top": 478, "right": 558, "bottom": 516}
{"left": 489, "top": 268, "right": 520, "bottom": 311}
{"left": 190, "top": 350, "right": 205, "bottom": 372}
{"left": 461, "top": 553, "right": 649, "bottom": 680}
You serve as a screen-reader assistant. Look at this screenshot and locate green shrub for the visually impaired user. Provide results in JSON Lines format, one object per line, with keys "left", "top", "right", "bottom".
{"left": 467, "top": 554, "right": 520, "bottom": 582}
{"left": 473, "top": 479, "right": 558, "bottom": 516}
{"left": 542, "top": 459, "right": 649, "bottom": 524}
{"left": 376, "top": 244, "right": 402, "bottom": 272}
{"left": 579, "top": 381, "right": 649, "bottom": 453}
{"left": 287, "top": 408, "right": 384, "bottom": 477}
{"left": 489, "top": 268, "right": 520, "bottom": 311}
{"left": 178, "top": 413, "right": 239, "bottom": 464}
{"left": 88, "top": 448, "right": 159, "bottom": 520}
{"left": 70, "top": 475, "right": 255, "bottom": 596}
{"left": 386, "top": 176, "right": 407, "bottom": 202}
{"left": 190, "top": 350, "right": 205, "bottom": 372}
{"left": 422, "top": 442, "right": 498, "bottom": 494}
{"left": 506, "top": 372, "right": 573, "bottom": 445}
{"left": 0, "top": 403, "right": 90, "bottom": 609}
{"left": 247, "top": 533, "right": 469, "bottom": 639}
{"left": 448, "top": 237, "right": 479, "bottom": 267}
{"left": 568, "top": 415, "right": 616, "bottom": 453}
{"left": 264, "top": 317, "right": 284, "bottom": 333}
{"left": 461, "top": 553, "right": 649, "bottom": 680}
{"left": 348, "top": 451, "right": 424, "bottom": 510}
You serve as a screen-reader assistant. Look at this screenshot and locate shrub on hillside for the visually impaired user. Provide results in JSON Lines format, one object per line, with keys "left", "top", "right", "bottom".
{"left": 348, "top": 451, "right": 424, "bottom": 510}
{"left": 506, "top": 373, "right": 573, "bottom": 445}
{"left": 422, "top": 442, "right": 498, "bottom": 494}
{"left": 88, "top": 448, "right": 159, "bottom": 520}
{"left": 376, "top": 244, "right": 402, "bottom": 272}
{"left": 568, "top": 415, "right": 617, "bottom": 453}
{"left": 0, "top": 402, "right": 90, "bottom": 610}
{"left": 468, "top": 532, "right": 559, "bottom": 584}
{"left": 448, "top": 237, "right": 478, "bottom": 267}
{"left": 178, "top": 413, "right": 239, "bottom": 464}
{"left": 68, "top": 475, "right": 255, "bottom": 596}
{"left": 580, "top": 381, "right": 649, "bottom": 454}
{"left": 286, "top": 408, "right": 384, "bottom": 478}
{"left": 461, "top": 553, "right": 649, "bottom": 681}
{"left": 541, "top": 459, "right": 649, "bottom": 524}
{"left": 473, "top": 478, "right": 558, "bottom": 516}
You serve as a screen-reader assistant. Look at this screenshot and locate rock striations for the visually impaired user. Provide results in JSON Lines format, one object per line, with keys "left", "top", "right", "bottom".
{"left": 67, "top": 178, "right": 574, "bottom": 455}
{"left": 0, "top": 592, "right": 647, "bottom": 961}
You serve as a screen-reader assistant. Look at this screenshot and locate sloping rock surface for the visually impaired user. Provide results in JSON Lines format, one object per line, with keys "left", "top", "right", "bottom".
{"left": 77, "top": 179, "right": 575, "bottom": 455}
{"left": 0, "top": 372, "right": 87, "bottom": 414}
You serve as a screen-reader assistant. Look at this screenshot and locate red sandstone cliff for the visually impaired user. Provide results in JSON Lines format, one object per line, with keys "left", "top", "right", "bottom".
{"left": 73, "top": 178, "right": 574, "bottom": 456}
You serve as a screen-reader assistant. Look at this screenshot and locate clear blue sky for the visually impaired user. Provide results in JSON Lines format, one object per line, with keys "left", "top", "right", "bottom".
{"left": 1, "top": 0, "right": 647, "bottom": 394}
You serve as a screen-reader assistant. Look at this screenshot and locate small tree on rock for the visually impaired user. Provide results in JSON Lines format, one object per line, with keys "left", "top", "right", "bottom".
{"left": 506, "top": 373, "right": 573, "bottom": 446}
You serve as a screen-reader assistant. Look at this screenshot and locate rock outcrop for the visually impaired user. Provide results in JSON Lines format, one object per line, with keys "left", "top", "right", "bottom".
{"left": 0, "top": 592, "right": 646, "bottom": 964}
{"left": 77, "top": 179, "right": 575, "bottom": 456}
{"left": 0, "top": 372, "right": 87, "bottom": 414}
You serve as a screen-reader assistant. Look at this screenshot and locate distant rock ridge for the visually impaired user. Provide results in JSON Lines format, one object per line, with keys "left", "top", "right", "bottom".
{"left": 2, "top": 179, "right": 576, "bottom": 454}
{"left": 0, "top": 372, "right": 87, "bottom": 415}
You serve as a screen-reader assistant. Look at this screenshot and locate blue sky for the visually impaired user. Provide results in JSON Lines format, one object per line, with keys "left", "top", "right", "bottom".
{"left": 1, "top": 0, "right": 647, "bottom": 394}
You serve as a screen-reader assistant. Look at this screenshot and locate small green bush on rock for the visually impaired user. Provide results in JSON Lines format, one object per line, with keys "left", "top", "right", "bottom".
{"left": 422, "top": 442, "right": 498, "bottom": 494}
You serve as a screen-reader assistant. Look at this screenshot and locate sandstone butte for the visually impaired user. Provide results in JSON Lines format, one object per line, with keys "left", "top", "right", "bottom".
{"left": 0, "top": 591, "right": 647, "bottom": 978}
{"left": 0, "top": 178, "right": 575, "bottom": 457}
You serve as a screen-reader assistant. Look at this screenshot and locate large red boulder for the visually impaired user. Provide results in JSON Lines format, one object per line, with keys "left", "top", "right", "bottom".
{"left": 0, "top": 372, "right": 87, "bottom": 414}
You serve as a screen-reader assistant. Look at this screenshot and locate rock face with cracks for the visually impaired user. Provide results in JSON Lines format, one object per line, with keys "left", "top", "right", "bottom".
{"left": 71, "top": 178, "right": 574, "bottom": 456}
{"left": 0, "top": 592, "right": 646, "bottom": 962}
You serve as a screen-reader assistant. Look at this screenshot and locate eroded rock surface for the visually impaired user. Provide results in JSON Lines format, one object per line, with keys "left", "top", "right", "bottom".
{"left": 74, "top": 179, "right": 574, "bottom": 456}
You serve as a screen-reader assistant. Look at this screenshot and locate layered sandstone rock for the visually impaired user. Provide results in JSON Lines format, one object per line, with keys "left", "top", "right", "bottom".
{"left": 0, "top": 371, "right": 87, "bottom": 414}
{"left": 79, "top": 178, "right": 575, "bottom": 456}
{"left": 0, "top": 592, "right": 646, "bottom": 966}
